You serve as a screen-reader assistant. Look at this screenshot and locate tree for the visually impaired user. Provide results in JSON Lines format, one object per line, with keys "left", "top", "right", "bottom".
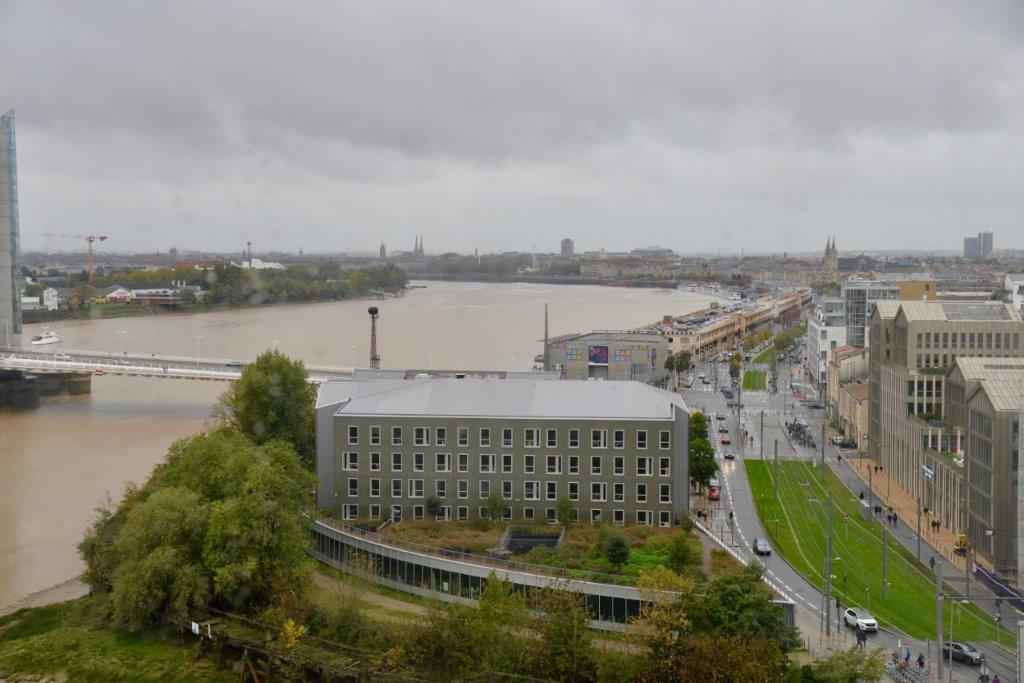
{"left": 214, "top": 349, "right": 316, "bottom": 469}
{"left": 554, "top": 495, "right": 575, "bottom": 527}
{"left": 667, "top": 533, "right": 701, "bottom": 574}
{"left": 729, "top": 353, "right": 742, "bottom": 379}
{"left": 689, "top": 412, "right": 709, "bottom": 441}
{"left": 604, "top": 534, "right": 630, "bottom": 569}
{"left": 641, "top": 631, "right": 785, "bottom": 682}
{"left": 529, "top": 589, "right": 596, "bottom": 682}
{"left": 426, "top": 495, "right": 443, "bottom": 518}
{"left": 664, "top": 353, "right": 675, "bottom": 371}
{"left": 689, "top": 436, "right": 714, "bottom": 458}
{"left": 483, "top": 489, "right": 505, "bottom": 523}
{"left": 675, "top": 350, "right": 692, "bottom": 373}
{"left": 689, "top": 454, "right": 718, "bottom": 489}
{"left": 806, "top": 646, "right": 886, "bottom": 682}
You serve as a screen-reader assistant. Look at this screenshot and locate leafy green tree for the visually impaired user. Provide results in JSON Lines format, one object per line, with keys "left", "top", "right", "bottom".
{"left": 689, "top": 454, "right": 718, "bottom": 489}
{"left": 675, "top": 350, "right": 692, "bottom": 373}
{"left": 805, "top": 646, "right": 886, "bottom": 682}
{"left": 555, "top": 495, "right": 575, "bottom": 527}
{"left": 604, "top": 534, "right": 630, "bottom": 569}
{"left": 214, "top": 349, "right": 316, "bottom": 469}
{"left": 689, "top": 412, "right": 709, "bottom": 441}
{"left": 729, "top": 353, "right": 742, "bottom": 379}
{"left": 483, "top": 489, "right": 506, "bottom": 523}
{"left": 689, "top": 436, "right": 714, "bottom": 458}
{"left": 664, "top": 353, "right": 675, "bottom": 371}
{"left": 426, "top": 495, "right": 443, "bottom": 518}
{"left": 667, "top": 533, "right": 701, "bottom": 574}
{"left": 530, "top": 589, "right": 596, "bottom": 682}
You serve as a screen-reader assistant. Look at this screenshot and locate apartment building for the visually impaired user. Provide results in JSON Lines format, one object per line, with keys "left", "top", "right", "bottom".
{"left": 826, "top": 345, "right": 868, "bottom": 416}
{"left": 806, "top": 298, "right": 847, "bottom": 397}
{"left": 868, "top": 302, "right": 1024, "bottom": 570}
{"left": 315, "top": 378, "right": 690, "bottom": 527}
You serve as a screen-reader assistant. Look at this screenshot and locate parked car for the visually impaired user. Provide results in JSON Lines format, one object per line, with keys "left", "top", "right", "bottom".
{"left": 752, "top": 538, "right": 771, "bottom": 555}
{"left": 707, "top": 486, "right": 720, "bottom": 501}
{"left": 720, "top": 435, "right": 731, "bottom": 444}
{"left": 942, "top": 641, "right": 984, "bottom": 665}
{"left": 702, "top": 377, "right": 712, "bottom": 385}
{"left": 724, "top": 451, "right": 736, "bottom": 460}
{"left": 843, "top": 608, "right": 878, "bottom": 632}
{"left": 831, "top": 435, "right": 845, "bottom": 445}
{"left": 716, "top": 413, "right": 726, "bottom": 420}
{"left": 839, "top": 439, "right": 857, "bottom": 449}
{"left": 718, "top": 425, "right": 729, "bottom": 434}
{"left": 722, "top": 389, "right": 734, "bottom": 399}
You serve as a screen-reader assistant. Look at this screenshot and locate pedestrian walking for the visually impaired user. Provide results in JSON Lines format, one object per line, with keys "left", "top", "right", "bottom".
{"left": 992, "top": 674, "right": 1000, "bottom": 683}
{"left": 917, "top": 653, "right": 925, "bottom": 670}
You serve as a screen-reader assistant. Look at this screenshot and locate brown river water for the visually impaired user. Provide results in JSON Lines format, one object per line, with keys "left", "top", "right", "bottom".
{"left": 0, "top": 281, "right": 713, "bottom": 606}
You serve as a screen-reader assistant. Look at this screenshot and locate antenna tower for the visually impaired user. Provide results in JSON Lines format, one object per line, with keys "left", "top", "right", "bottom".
{"left": 368, "top": 306, "right": 381, "bottom": 369}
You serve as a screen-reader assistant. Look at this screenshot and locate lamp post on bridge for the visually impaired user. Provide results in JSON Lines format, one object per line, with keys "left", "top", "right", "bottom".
{"left": 194, "top": 334, "right": 202, "bottom": 362}
{"left": 118, "top": 330, "right": 126, "bottom": 356}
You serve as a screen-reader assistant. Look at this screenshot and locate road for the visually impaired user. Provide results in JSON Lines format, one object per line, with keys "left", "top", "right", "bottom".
{"left": 680, "top": 355, "right": 1009, "bottom": 681}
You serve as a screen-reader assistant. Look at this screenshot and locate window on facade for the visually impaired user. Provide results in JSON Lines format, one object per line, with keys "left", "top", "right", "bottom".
{"left": 391, "top": 479, "right": 402, "bottom": 497}
{"left": 479, "top": 480, "right": 491, "bottom": 499}
{"left": 435, "top": 427, "right": 447, "bottom": 446}
{"left": 659, "top": 457, "right": 671, "bottom": 476}
{"left": 502, "top": 453, "right": 513, "bottom": 473}
{"left": 637, "top": 457, "right": 653, "bottom": 476}
{"left": 480, "top": 454, "right": 495, "bottom": 473}
{"left": 637, "top": 510, "right": 653, "bottom": 526}
{"left": 659, "top": 510, "right": 671, "bottom": 527}
{"left": 637, "top": 430, "right": 648, "bottom": 449}
{"left": 613, "top": 429, "right": 625, "bottom": 448}
{"left": 636, "top": 483, "right": 648, "bottom": 503}
{"left": 569, "top": 429, "right": 580, "bottom": 448}
{"left": 435, "top": 452, "right": 451, "bottom": 472}
{"left": 660, "top": 483, "right": 671, "bottom": 503}
{"left": 370, "top": 452, "right": 381, "bottom": 471}
{"left": 613, "top": 455, "right": 624, "bottom": 475}
{"left": 413, "top": 505, "right": 424, "bottom": 520}
{"left": 370, "top": 478, "right": 381, "bottom": 497}
{"left": 523, "top": 507, "right": 534, "bottom": 521}
{"left": 369, "top": 504, "right": 381, "bottom": 519}
{"left": 370, "top": 426, "right": 381, "bottom": 445}
{"left": 343, "top": 504, "right": 358, "bottom": 520}
{"left": 502, "top": 480, "right": 513, "bottom": 500}
{"left": 546, "top": 508, "right": 557, "bottom": 524}
{"left": 592, "top": 429, "right": 608, "bottom": 448}
{"left": 524, "top": 429, "right": 540, "bottom": 448}
{"left": 568, "top": 455, "right": 579, "bottom": 474}
{"left": 458, "top": 427, "right": 469, "bottom": 446}
{"left": 458, "top": 506, "right": 469, "bottom": 521}
{"left": 660, "top": 430, "right": 671, "bottom": 449}
{"left": 613, "top": 482, "right": 624, "bottom": 502}
{"left": 458, "top": 479, "right": 469, "bottom": 499}
{"left": 342, "top": 452, "right": 358, "bottom": 470}
{"left": 479, "top": 428, "right": 491, "bottom": 446}
{"left": 546, "top": 455, "right": 562, "bottom": 474}
{"left": 348, "top": 426, "right": 358, "bottom": 445}
{"left": 613, "top": 509, "right": 625, "bottom": 525}
{"left": 524, "top": 454, "right": 535, "bottom": 474}
{"left": 348, "top": 478, "right": 358, "bottom": 496}
{"left": 546, "top": 481, "right": 557, "bottom": 500}
{"left": 408, "top": 479, "right": 424, "bottom": 498}
{"left": 591, "top": 455, "right": 602, "bottom": 475}
{"left": 546, "top": 429, "right": 557, "bottom": 447}
{"left": 413, "top": 452, "right": 424, "bottom": 472}
{"left": 435, "top": 480, "right": 447, "bottom": 498}
{"left": 502, "top": 428, "right": 513, "bottom": 447}
{"left": 590, "top": 509, "right": 603, "bottom": 524}
{"left": 392, "top": 453, "right": 402, "bottom": 472}
{"left": 414, "top": 427, "right": 429, "bottom": 446}
{"left": 569, "top": 481, "right": 579, "bottom": 501}
{"left": 391, "top": 426, "right": 402, "bottom": 445}
{"left": 524, "top": 481, "right": 540, "bottom": 500}
{"left": 458, "top": 453, "right": 469, "bottom": 472}
{"left": 591, "top": 482, "right": 607, "bottom": 502}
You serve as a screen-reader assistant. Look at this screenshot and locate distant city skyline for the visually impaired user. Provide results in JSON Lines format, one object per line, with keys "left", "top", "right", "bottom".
{"left": 4, "top": 2, "right": 1024, "bottom": 254}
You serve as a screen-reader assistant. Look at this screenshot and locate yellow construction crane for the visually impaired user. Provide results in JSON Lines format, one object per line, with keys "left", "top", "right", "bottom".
{"left": 43, "top": 233, "right": 109, "bottom": 281}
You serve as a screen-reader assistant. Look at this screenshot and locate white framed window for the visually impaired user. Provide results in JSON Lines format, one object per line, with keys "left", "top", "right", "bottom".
{"left": 457, "top": 506, "right": 469, "bottom": 521}
{"left": 546, "top": 508, "right": 557, "bottom": 524}
{"left": 568, "top": 481, "right": 579, "bottom": 501}
{"left": 591, "top": 429, "right": 608, "bottom": 448}
{"left": 502, "top": 454, "right": 513, "bottom": 473}
{"left": 637, "top": 457, "right": 653, "bottom": 476}
{"left": 502, "top": 428, "right": 513, "bottom": 447}
{"left": 457, "top": 453, "right": 469, "bottom": 472}
{"left": 637, "top": 430, "right": 648, "bottom": 449}
{"left": 392, "top": 452, "right": 402, "bottom": 472}
{"left": 342, "top": 504, "right": 358, "bottom": 520}
{"left": 458, "top": 427, "right": 469, "bottom": 446}
{"left": 437, "top": 505, "right": 452, "bottom": 521}
{"left": 591, "top": 482, "right": 607, "bottom": 502}
{"left": 391, "top": 479, "right": 403, "bottom": 497}
{"left": 457, "top": 480, "right": 469, "bottom": 499}
{"left": 613, "top": 455, "right": 624, "bottom": 475}
{"left": 413, "top": 505, "right": 424, "bottom": 520}
{"left": 479, "top": 428, "right": 491, "bottom": 447}
{"left": 524, "top": 454, "right": 535, "bottom": 474}
{"left": 413, "top": 452, "right": 425, "bottom": 472}
{"left": 347, "top": 478, "right": 358, "bottom": 496}
{"left": 479, "top": 480, "right": 491, "bottom": 499}
{"left": 391, "top": 504, "right": 403, "bottom": 521}
{"left": 370, "top": 478, "right": 381, "bottom": 497}
{"left": 435, "top": 452, "right": 451, "bottom": 472}
{"left": 659, "top": 457, "right": 671, "bottom": 477}
{"left": 660, "top": 430, "right": 671, "bottom": 450}
{"left": 613, "top": 509, "right": 625, "bottom": 526}
{"left": 480, "top": 453, "right": 496, "bottom": 473}
{"left": 370, "top": 452, "right": 381, "bottom": 471}
{"left": 546, "top": 481, "right": 557, "bottom": 500}
{"left": 502, "top": 507, "right": 513, "bottom": 521}
{"left": 435, "top": 480, "right": 447, "bottom": 497}
{"left": 414, "top": 427, "right": 429, "bottom": 446}
{"left": 546, "top": 429, "right": 557, "bottom": 448}
{"left": 613, "top": 482, "right": 624, "bottom": 502}
{"left": 502, "top": 480, "right": 513, "bottom": 500}
{"left": 636, "top": 483, "right": 648, "bottom": 503}
{"left": 342, "top": 452, "right": 358, "bottom": 471}
{"left": 523, "top": 507, "right": 534, "bottom": 521}
{"left": 569, "top": 429, "right": 580, "bottom": 448}
{"left": 524, "top": 481, "right": 540, "bottom": 500}
{"left": 369, "top": 504, "right": 381, "bottom": 519}
{"left": 659, "top": 510, "right": 672, "bottom": 527}
{"left": 546, "top": 455, "right": 562, "bottom": 475}
{"left": 568, "top": 455, "right": 579, "bottom": 475}
{"left": 524, "top": 428, "right": 540, "bottom": 448}
{"left": 613, "top": 429, "right": 625, "bottom": 449}
{"left": 391, "top": 426, "right": 402, "bottom": 445}
{"left": 408, "top": 479, "right": 424, "bottom": 498}
{"left": 590, "top": 509, "right": 603, "bottom": 524}
{"left": 590, "top": 455, "right": 602, "bottom": 475}
{"left": 660, "top": 483, "right": 671, "bottom": 504}
{"left": 370, "top": 426, "right": 381, "bottom": 445}
{"left": 436, "top": 427, "right": 447, "bottom": 446}
{"left": 637, "top": 510, "right": 653, "bottom": 526}
{"left": 348, "top": 426, "right": 359, "bottom": 445}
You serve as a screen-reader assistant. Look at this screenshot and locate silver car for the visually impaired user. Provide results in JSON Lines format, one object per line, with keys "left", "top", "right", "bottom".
{"left": 843, "top": 608, "right": 877, "bottom": 632}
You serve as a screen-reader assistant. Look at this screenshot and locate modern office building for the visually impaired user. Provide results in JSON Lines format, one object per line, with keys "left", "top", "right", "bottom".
{"left": 0, "top": 109, "right": 20, "bottom": 348}
{"left": 315, "top": 377, "right": 690, "bottom": 528}
{"left": 868, "top": 301, "right": 1024, "bottom": 568}
{"left": 964, "top": 232, "right": 994, "bottom": 260}
{"left": 841, "top": 277, "right": 937, "bottom": 348}
{"left": 805, "top": 298, "right": 847, "bottom": 397}
{"left": 547, "top": 331, "right": 670, "bottom": 384}
{"left": 560, "top": 238, "right": 575, "bottom": 258}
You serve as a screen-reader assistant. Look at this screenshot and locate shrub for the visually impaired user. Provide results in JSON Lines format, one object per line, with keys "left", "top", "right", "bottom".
{"left": 604, "top": 535, "right": 631, "bottom": 569}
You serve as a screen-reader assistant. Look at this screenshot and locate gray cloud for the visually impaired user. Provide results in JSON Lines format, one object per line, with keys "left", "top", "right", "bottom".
{"left": 3, "top": 1, "right": 1024, "bottom": 253}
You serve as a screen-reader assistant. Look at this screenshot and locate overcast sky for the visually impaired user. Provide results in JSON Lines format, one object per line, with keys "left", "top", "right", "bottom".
{"left": 3, "top": 2, "right": 1024, "bottom": 255}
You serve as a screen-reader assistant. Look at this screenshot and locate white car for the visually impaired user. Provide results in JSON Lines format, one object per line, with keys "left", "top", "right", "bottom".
{"left": 843, "top": 608, "right": 877, "bottom": 632}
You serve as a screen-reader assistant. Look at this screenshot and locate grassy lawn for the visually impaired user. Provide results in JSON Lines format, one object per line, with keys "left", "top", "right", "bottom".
{"left": 742, "top": 370, "right": 767, "bottom": 391}
{"left": 745, "top": 460, "right": 1010, "bottom": 644}
{"left": 0, "top": 600, "right": 231, "bottom": 682}
{"left": 753, "top": 347, "right": 778, "bottom": 364}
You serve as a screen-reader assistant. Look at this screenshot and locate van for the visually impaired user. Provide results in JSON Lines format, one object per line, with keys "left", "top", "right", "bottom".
{"left": 708, "top": 477, "right": 720, "bottom": 488}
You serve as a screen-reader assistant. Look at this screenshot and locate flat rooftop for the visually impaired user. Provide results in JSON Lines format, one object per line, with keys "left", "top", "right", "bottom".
{"left": 897, "top": 301, "right": 1021, "bottom": 323}
{"left": 317, "top": 378, "right": 686, "bottom": 420}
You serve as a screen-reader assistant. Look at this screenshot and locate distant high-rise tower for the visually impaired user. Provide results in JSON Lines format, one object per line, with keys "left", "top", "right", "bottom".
{"left": 964, "top": 232, "right": 993, "bottom": 260}
{"left": 379, "top": 242, "right": 387, "bottom": 260}
{"left": 822, "top": 237, "right": 838, "bottom": 272}
{"left": 0, "top": 109, "right": 21, "bottom": 348}
{"left": 561, "top": 238, "right": 575, "bottom": 258}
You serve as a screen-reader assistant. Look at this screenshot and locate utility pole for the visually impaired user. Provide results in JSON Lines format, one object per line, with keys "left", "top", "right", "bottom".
{"left": 916, "top": 496, "right": 922, "bottom": 563}
{"left": 820, "top": 423, "right": 826, "bottom": 482}
{"left": 760, "top": 410, "right": 764, "bottom": 459}
{"left": 868, "top": 464, "right": 874, "bottom": 525}
{"left": 825, "top": 490, "right": 833, "bottom": 637}
{"left": 935, "top": 564, "right": 944, "bottom": 680}
{"left": 882, "top": 524, "right": 889, "bottom": 600}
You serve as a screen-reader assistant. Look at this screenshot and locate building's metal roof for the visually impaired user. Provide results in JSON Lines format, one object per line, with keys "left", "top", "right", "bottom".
{"left": 316, "top": 378, "right": 686, "bottom": 419}
{"left": 873, "top": 300, "right": 900, "bottom": 319}
{"left": 351, "top": 369, "right": 407, "bottom": 381}
{"left": 953, "top": 357, "right": 1024, "bottom": 382}
{"left": 973, "top": 378, "right": 1024, "bottom": 412}
{"left": 896, "top": 301, "right": 1020, "bottom": 323}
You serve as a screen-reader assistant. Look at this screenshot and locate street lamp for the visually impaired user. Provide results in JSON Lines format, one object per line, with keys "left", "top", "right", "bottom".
{"left": 350, "top": 344, "right": 358, "bottom": 367}
{"left": 118, "top": 330, "right": 127, "bottom": 356}
{"left": 194, "top": 334, "right": 203, "bottom": 360}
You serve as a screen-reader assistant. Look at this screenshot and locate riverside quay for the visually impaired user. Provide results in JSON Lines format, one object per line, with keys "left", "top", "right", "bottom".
{"left": 315, "top": 377, "right": 690, "bottom": 526}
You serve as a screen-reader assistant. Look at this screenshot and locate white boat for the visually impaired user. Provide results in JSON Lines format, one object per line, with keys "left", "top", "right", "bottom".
{"left": 30, "top": 330, "right": 63, "bottom": 345}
